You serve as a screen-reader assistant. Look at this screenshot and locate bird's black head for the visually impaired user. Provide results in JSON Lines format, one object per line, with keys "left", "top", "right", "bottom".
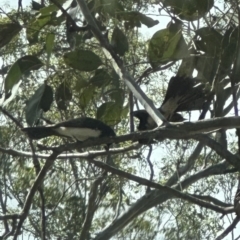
{"left": 133, "top": 110, "right": 156, "bottom": 131}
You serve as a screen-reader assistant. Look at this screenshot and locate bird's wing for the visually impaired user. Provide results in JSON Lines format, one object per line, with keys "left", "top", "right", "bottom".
{"left": 160, "top": 76, "right": 208, "bottom": 115}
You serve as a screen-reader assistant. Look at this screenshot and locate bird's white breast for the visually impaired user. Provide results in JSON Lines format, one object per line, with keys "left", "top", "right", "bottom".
{"left": 54, "top": 127, "right": 101, "bottom": 141}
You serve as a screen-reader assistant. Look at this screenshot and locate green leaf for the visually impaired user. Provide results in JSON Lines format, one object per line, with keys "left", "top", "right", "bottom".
{"left": 138, "top": 13, "right": 159, "bottom": 28}
{"left": 64, "top": 50, "right": 102, "bottom": 72}
{"left": 120, "top": 12, "right": 159, "bottom": 28}
{"left": 46, "top": 33, "right": 55, "bottom": 61}
{"left": 148, "top": 25, "right": 189, "bottom": 67}
{"left": 25, "top": 84, "right": 53, "bottom": 126}
{"left": 194, "top": 28, "right": 223, "bottom": 81}
{"left": 100, "top": 0, "right": 124, "bottom": 17}
{"left": 55, "top": 82, "right": 72, "bottom": 110}
{"left": 79, "top": 85, "right": 95, "bottom": 109}
{"left": 75, "top": 78, "right": 89, "bottom": 91}
{"left": 220, "top": 27, "right": 238, "bottom": 75}
{"left": 195, "top": 28, "right": 222, "bottom": 56}
{"left": 90, "top": 69, "right": 111, "bottom": 87}
{"left": 111, "top": 27, "right": 129, "bottom": 56}
{"left": 26, "top": 15, "right": 51, "bottom": 44}
{"left": 0, "top": 22, "right": 22, "bottom": 49}
{"left": 97, "top": 102, "right": 122, "bottom": 125}
{"left": 4, "top": 55, "right": 43, "bottom": 95}
{"left": 41, "top": 85, "right": 54, "bottom": 112}
{"left": 32, "top": 1, "right": 44, "bottom": 11}
{"left": 39, "top": 4, "right": 58, "bottom": 15}
{"left": 163, "top": 0, "right": 214, "bottom": 21}
{"left": 109, "top": 88, "right": 125, "bottom": 106}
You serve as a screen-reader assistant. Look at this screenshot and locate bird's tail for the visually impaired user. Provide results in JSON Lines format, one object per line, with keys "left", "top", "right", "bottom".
{"left": 22, "top": 126, "right": 55, "bottom": 140}
{"left": 162, "top": 76, "right": 209, "bottom": 112}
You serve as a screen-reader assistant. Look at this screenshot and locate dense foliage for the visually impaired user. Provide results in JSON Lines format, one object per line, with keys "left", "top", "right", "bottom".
{"left": 0, "top": 0, "right": 240, "bottom": 239}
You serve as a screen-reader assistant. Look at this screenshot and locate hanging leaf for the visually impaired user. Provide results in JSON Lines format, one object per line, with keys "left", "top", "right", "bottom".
{"left": 148, "top": 24, "right": 189, "bottom": 68}
{"left": 26, "top": 15, "right": 51, "bottom": 44}
{"left": 55, "top": 82, "right": 72, "bottom": 110}
{"left": 4, "top": 55, "right": 43, "bottom": 104}
{"left": 163, "top": 0, "right": 214, "bottom": 21}
{"left": 25, "top": 84, "right": 53, "bottom": 126}
{"left": 138, "top": 13, "right": 159, "bottom": 28}
{"left": 220, "top": 27, "right": 239, "bottom": 76}
{"left": 97, "top": 102, "right": 122, "bottom": 125}
{"left": 100, "top": 0, "right": 124, "bottom": 18}
{"left": 111, "top": 27, "right": 129, "bottom": 56}
{"left": 79, "top": 85, "right": 95, "bottom": 109}
{"left": 32, "top": 1, "right": 44, "bottom": 11}
{"left": 41, "top": 85, "right": 54, "bottom": 111}
{"left": 109, "top": 88, "right": 125, "bottom": 106}
{"left": 46, "top": 33, "right": 55, "bottom": 61}
{"left": 194, "top": 28, "right": 222, "bottom": 56}
{"left": 0, "top": 22, "right": 22, "bottom": 49}
{"left": 120, "top": 11, "right": 159, "bottom": 28}
{"left": 194, "top": 28, "right": 223, "bottom": 82}
{"left": 64, "top": 50, "right": 102, "bottom": 72}
{"left": 39, "top": 4, "right": 59, "bottom": 15}
{"left": 75, "top": 78, "right": 90, "bottom": 91}
{"left": 90, "top": 69, "right": 111, "bottom": 88}
{"left": 3, "top": 55, "right": 43, "bottom": 105}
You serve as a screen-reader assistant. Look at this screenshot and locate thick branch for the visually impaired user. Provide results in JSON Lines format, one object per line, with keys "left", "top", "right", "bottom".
{"left": 36, "top": 116, "right": 240, "bottom": 153}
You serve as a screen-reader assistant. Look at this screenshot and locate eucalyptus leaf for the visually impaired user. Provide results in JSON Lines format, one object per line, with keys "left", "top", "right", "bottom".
{"left": 148, "top": 26, "right": 189, "bottom": 68}
{"left": 64, "top": 50, "right": 102, "bottom": 72}
{"left": 0, "top": 22, "right": 22, "bottom": 49}
{"left": 97, "top": 101, "right": 122, "bottom": 125}
{"left": 111, "top": 27, "right": 129, "bottom": 56}
{"left": 79, "top": 85, "right": 95, "bottom": 109}
{"left": 163, "top": 0, "right": 214, "bottom": 21}
{"left": 90, "top": 69, "right": 111, "bottom": 87}
{"left": 26, "top": 15, "right": 51, "bottom": 44}
{"left": 25, "top": 84, "right": 53, "bottom": 126}
{"left": 55, "top": 82, "right": 72, "bottom": 110}
{"left": 46, "top": 33, "right": 55, "bottom": 61}
{"left": 4, "top": 55, "right": 43, "bottom": 104}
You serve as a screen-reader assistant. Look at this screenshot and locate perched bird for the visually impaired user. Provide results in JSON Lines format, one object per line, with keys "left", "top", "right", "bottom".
{"left": 133, "top": 76, "right": 209, "bottom": 131}
{"left": 22, "top": 117, "right": 116, "bottom": 141}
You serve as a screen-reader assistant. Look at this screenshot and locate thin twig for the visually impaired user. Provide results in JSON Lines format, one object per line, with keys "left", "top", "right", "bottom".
{"left": 215, "top": 217, "right": 240, "bottom": 240}
{"left": 13, "top": 150, "right": 60, "bottom": 239}
{"left": 80, "top": 172, "right": 106, "bottom": 240}
{"left": 146, "top": 145, "right": 153, "bottom": 192}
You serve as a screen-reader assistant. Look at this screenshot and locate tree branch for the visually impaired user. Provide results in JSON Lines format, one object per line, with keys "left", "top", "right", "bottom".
{"left": 32, "top": 116, "right": 240, "bottom": 155}
{"left": 193, "top": 134, "right": 240, "bottom": 169}
{"left": 0, "top": 143, "right": 141, "bottom": 160}
{"left": 166, "top": 142, "right": 204, "bottom": 186}
{"left": 93, "top": 159, "right": 234, "bottom": 240}
{"left": 13, "top": 150, "right": 60, "bottom": 239}
{"left": 80, "top": 173, "right": 106, "bottom": 240}
{"left": 191, "top": 194, "right": 233, "bottom": 207}
{"left": 215, "top": 217, "right": 240, "bottom": 240}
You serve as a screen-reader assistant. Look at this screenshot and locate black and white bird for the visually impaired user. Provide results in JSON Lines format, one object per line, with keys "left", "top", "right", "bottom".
{"left": 22, "top": 117, "right": 116, "bottom": 141}
{"left": 133, "top": 76, "right": 209, "bottom": 131}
